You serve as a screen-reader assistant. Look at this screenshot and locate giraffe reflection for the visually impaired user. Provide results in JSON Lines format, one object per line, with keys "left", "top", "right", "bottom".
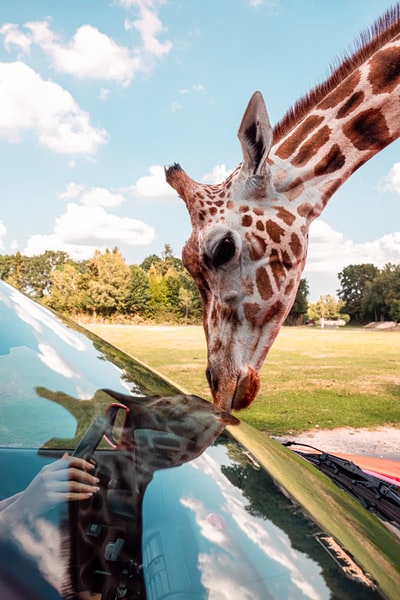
{"left": 1, "top": 391, "right": 237, "bottom": 599}
{"left": 166, "top": 5, "right": 400, "bottom": 411}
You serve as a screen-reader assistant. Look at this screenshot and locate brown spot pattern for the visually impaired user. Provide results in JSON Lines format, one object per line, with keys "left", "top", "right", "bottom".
{"left": 290, "top": 232, "right": 303, "bottom": 261}
{"left": 343, "top": 108, "right": 391, "bottom": 150}
{"left": 247, "top": 233, "right": 267, "bottom": 261}
{"left": 243, "top": 302, "right": 261, "bottom": 327}
{"left": 314, "top": 144, "right": 346, "bottom": 176}
{"left": 256, "top": 267, "right": 273, "bottom": 301}
{"left": 292, "top": 125, "right": 331, "bottom": 167}
{"left": 260, "top": 300, "right": 284, "bottom": 326}
{"left": 266, "top": 220, "right": 285, "bottom": 243}
{"left": 276, "top": 115, "right": 324, "bottom": 159}
{"left": 368, "top": 46, "right": 400, "bottom": 95}
{"left": 320, "top": 178, "right": 343, "bottom": 204}
{"left": 318, "top": 71, "right": 361, "bottom": 110}
{"left": 271, "top": 260, "right": 286, "bottom": 289}
{"left": 285, "top": 178, "right": 304, "bottom": 201}
{"left": 297, "top": 202, "right": 313, "bottom": 217}
{"left": 285, "top": 279, "right": 295, "bottom": 295}
{"left": 256, "top": 220, "right": 264, "bottom": 231}
{"left": 273, "top": 206, "right": 296, "bottom": 226}
{"left": 242, "top": 214, "right": 253, "bottom": 227}
{"left": 336, "top": 91, "right": 365, "bottom": 119}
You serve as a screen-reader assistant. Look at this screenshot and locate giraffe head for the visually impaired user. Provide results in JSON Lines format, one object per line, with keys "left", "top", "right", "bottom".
{"left": 166, "top": 92, "right": 311, "bottom": 412}
{"left": 165, "top": 7, "right": 400, "bottom": 412}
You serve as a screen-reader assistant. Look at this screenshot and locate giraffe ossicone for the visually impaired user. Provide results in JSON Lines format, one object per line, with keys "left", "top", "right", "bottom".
{"left": 166, "top": 5, "right": 400, "bottom": 412}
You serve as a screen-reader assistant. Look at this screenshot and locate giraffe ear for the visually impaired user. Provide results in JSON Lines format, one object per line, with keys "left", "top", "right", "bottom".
{"left": 238, "top": 91, "right": 273, "bottom": 176}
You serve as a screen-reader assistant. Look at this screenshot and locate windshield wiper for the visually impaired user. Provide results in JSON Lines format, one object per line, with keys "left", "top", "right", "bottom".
{"left": 283, "top": 442, "right": 400, "bottom": 530}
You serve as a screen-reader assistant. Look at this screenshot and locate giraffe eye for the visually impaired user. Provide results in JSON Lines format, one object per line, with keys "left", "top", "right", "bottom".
{"left": 212, "top": 235, "right": 236, "bottom": 268}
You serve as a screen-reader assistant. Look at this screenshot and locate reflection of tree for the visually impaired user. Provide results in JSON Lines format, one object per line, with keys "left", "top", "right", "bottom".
{"left": 221, "top": 440, "right": 381, "bottom": 600}
{"left": 76, "top": 321, "right": 182, "bottom": 397}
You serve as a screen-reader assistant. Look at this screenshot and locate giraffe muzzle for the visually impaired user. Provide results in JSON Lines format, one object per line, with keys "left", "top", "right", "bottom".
{"left": 206, "top": 365, "right": 261, "bottom": 412}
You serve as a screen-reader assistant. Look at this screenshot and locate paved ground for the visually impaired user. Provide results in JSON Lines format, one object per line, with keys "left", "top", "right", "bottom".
{"left": 274, "top": 426, "right": 400, "bottom": 461}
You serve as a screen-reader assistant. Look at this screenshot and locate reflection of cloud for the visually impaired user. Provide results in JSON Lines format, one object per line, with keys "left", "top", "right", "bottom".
{"left": 11, "top": 286, "right": 87, "bottom": 352}
{"left": 184, "top": 452, "right": 328, "bottom": 599}
{"left": 198, "top": 552, "right": 255, "bottom": 600}
{"left": 181, "top": 497, "right": 226, "bottom": 545}
{"left": 38, "top": 343, "right": 77, "bottom": 378}
{"left": 13, "top": 518, "right": 67, "bottom": 594}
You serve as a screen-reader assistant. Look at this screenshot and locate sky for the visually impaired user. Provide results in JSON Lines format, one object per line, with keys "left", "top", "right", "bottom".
{"left": 0, "top": 0, "right": 399, "bottom": 302}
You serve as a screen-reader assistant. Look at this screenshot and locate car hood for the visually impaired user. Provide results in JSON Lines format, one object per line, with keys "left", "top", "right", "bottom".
{"left": 0, "top": 281, "right": 399, "bottom": 599}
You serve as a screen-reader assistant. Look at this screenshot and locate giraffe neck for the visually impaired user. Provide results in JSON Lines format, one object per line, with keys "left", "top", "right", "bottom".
{"left": 270, "top": 10, "right": 400, "bottom": 219}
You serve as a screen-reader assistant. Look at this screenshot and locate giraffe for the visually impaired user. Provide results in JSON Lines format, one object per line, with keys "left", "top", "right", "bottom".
{"left": 165, "top": 5, "right": 400, "bottom": 412}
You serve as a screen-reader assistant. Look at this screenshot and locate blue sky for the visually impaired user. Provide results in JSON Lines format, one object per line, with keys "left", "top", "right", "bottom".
{"left": 0, "top": 0, "right": 399, "bottom": 301}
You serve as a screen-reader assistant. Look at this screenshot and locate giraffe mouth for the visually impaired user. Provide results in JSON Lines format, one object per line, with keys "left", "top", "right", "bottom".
{"left": 231, "top": 367, "right": 261, "bottom": 410}
{"left": 207, "top": 365, "right": 261, "bottom": 412}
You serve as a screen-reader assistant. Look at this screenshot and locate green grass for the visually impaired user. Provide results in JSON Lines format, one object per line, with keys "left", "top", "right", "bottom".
{"left": 85, "top": 324, "right": 400, "bottom": 435}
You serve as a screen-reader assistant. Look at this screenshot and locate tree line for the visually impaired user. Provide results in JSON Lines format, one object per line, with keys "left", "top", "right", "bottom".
{"left": 0, "top": 246, "right": 202, "bottom": 323}
{"left": 0, "top": 247, "right": 398, "bottom": 325}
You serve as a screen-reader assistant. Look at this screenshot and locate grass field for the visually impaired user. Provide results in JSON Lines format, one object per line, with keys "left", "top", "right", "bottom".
{"left": 86, "top": 323, "right": 400, "bottom": 435}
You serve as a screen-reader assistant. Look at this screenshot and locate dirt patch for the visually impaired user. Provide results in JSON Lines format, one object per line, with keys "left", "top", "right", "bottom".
{"left": 364, "top": 321, "right": 400, "bottom": 331}
{"left": 274, "top": 426, "right": 400, "bottom": 460}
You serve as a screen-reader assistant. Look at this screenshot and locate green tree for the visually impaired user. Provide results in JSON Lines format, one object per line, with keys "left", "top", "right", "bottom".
{"left": 337, "top": 263, "right": 379, "bottom": 323}
{"left": 307, "top": 295, "right": 346, "bottom": 322}
{"left": 44, "top": 263, "right": 85, "bottom": 314}
{"left": 125, "top": 265, "right": 152, "bottom": 317}
{"left": 86, "top": 249, "right": 131, "bottom": 318}
{"left": 362, "top": 263, "right": 400, "bottom": 322}
{"left": 0, "top": 254, "right": 15, "bottom": 281}
{"left": 285, "top": 278, "right": 309, "bottom": 325}
{"left": 140, "top": 253, "right": 161, "bottom": 272}
{"left": 390, "top": 299, "right": 400, "bottom": 322}
{"left": 179, "top": 287, "right": 194, "bottom": 321}
{"left": 24, "top": 250, "right": 69, "bottom": 297}
{"left": 140, "top": 244, "right": 183, "bottom": 275}
{"left": 147, "top": 264, "right": 170, "bottom": 320}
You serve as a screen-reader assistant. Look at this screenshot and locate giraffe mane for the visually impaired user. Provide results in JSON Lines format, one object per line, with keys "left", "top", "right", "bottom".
{"left": 273, "top": 4, "right": 400, "bottom": 143}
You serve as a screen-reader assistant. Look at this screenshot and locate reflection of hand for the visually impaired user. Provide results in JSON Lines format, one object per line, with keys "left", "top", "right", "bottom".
{"left": 0, "top": 454, "right": 100, "bottom": 524}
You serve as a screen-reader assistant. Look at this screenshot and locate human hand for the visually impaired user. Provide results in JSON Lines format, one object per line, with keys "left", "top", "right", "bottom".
{"left": 3, "top": 454, "right": 100, "bottom": 522}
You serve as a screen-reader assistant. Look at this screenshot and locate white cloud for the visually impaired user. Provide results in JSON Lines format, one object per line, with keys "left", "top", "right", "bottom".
{"left": 99, "top": 87, "right": 111, "bottom": 101}
{"left": 0, "top": 22, "right": 31, "bottom": 55}
{"left": 130, "top": 164, "right": 178, "bottom": 198}
{"left": 202, "top": 164, "right": 233, "bottom": 184}
{"left": 1, "top": 2, "right": 172, "bottom": 86}
{"left": 55, "top": 203, "right": 155, "bottom": 245}
{"left": 57, "top": 183, "right": 125, "bottom": 208}
{"left": 57, "top": 182, "right": 87, "bottom": 201}
{"left": 382, "top": 161, "right": 400, "bottom": 194}
{"left": 0, "top": 61, "right": 108, "bottom": 155}
{"left": 24, "top": 203, "right": 155, "bottom": 260}
{"left": 124, "top": 5, "right": 172, "bottom": 58}
{"left": 249, "top": 0, "right": 279, "bottom": 7}
{"left": 170, "top": 100, "right": 183, "bottom": 112}
{"left": 23, "top": 233, "right": 98, "bottom": 260}
{"left": 26, "top": 21, "right": 141, "bottom": 86}
{"left": 306, "top": 219, "right": 400, "bottom": 275}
